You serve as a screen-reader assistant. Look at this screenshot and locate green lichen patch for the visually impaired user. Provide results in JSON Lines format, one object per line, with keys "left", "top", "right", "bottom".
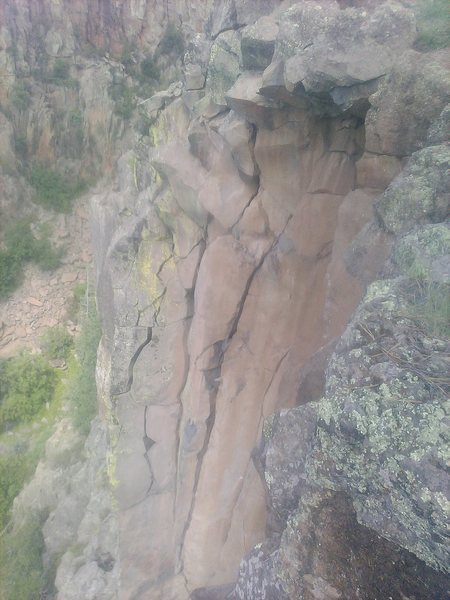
{"left": 309, "top": 275, "right": 450, "bottom": 573}
{"left": 205, "top": 31, "right": 242, "bottom": 106}
{"left": 394, "top": 223, "right": 450, "bottom": 282}
{"left": 376, "top": 144, "right": 450, "bottom": 235}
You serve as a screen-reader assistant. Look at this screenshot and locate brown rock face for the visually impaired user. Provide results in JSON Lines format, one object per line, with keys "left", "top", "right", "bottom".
{"left": 95, "top": 86, "right": 382, "bottom": 600}
{"left": 89, "top": 1, "right": 448, "bottom": 599}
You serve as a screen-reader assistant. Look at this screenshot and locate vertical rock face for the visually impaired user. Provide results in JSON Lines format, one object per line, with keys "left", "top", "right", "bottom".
{"left": 89, "top": 2, "right": 450, "bottom": 599}
{"left": 3, "top": 1, "right": 448, "bottom": 599}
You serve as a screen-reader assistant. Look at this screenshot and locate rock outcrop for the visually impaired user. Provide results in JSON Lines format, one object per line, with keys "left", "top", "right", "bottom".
{"left": 1, "top": 1, "right": 449, "bottom": 599}
{"left": 12, "top": 418, "right": 119, "bottom": 600}
{"left": 90, "top": 1, "right": 450, "bottom": 598}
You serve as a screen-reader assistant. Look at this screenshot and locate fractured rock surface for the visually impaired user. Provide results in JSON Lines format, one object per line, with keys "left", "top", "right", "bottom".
{"left": 2, "top": 0, "right": 448, "bottom": 599}
{"left": 90, "top": 2, "right": 450, "bottom": 598}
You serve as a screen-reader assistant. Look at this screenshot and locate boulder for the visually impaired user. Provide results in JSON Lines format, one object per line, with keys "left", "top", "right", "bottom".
{"left": 272, "top": 1, "right": 416, "bottom": 115}
{"left": 241, "top": 16, "right": 278, "bottom": 71}
{"left": 365, "top": 50, "right": 450, "bottom": 156}
{"left": 206, "top": 30, "right": 242, "bottom": 106}
{"left": 184, "top": 63, "right": 206, "bottom": 90}
{"left": 376, "top": 144, "right": 450, "bottom": 235}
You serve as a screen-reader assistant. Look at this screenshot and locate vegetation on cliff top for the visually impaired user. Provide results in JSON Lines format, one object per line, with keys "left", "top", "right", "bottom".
{"left": 29, "top": 164, "right": 88, "bottom": 212}
{"left": 0, "top": 352, "right": 57, "bottom": 430}
{"left": 65, "top": 302, "right": 101, "bottom": 436}
{"left": 0, "top": 219, "right": 64, "bottom": 300}
{"left": 414, "top": 0, "right": 450, "bottom": 50}
{"left": 0, "top": 286, "right": 101, "bottom": 599}
{"left": 0, "top": 514, "right": 51, "bottom": 600}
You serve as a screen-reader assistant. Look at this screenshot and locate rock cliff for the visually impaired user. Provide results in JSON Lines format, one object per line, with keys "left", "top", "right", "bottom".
{"left": 0, "top": 1, "right": 449, "bottom": 599}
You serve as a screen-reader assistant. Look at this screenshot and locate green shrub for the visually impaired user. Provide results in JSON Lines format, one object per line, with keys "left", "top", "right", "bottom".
{"left": 66, "top": 304, "right": 101, "bottom": 435}
{"left": 406, "top": 280, "right": 450, "bottom": 337}
{"left": 11, "top": 81, "right": 31, "bottom": 111}
{"left": 158, "top": 22, "right": 185, "bottom": 57}
{"left": 111, "top": 83, "right": 136, "bottom": 120}
{"left": 0, "top": 251, "right": 20, "bottom": 300}
{"left": 33, "top": 236, "right": 64, "bottom": 271}
{"left": 67, "top": 111, "right": 84, "bottom": 158}
{"left": 66, "top": 282, "right": 87, "bottom": 322}
{"left": 0, "top": 219, "right": 64, "bottom": 299}
{"left": 135, "top": 81, "right": 156, "bottom": 100}
{"left": 29, "top": 164, "right": 87, "bottom": 212}
{"left": 52, "top": 58, "right": 70, "bottom": 80}
{"left": 14, "top": 132, "right": 28, "bottom": 159}
{"left": 0, "top": 352, "right": 57, "bottom": 429}
{"left": 41, "top": 326, "right": 73, "bottom": 361}
{"left": 414, "top": 0, "right": 450, "bottom": 50}
{"left": 4, "top": 220, "right": 36, "bottom": 261}
{"left": 140, "top": 54, "right": 160, "bottom": 81}
{"left": 0, "top": 514, "right": 47, "bottom": 600}
{"left": 120, "top": 43, "right": 137, "bottom": 71}
{"left": 0, "top": 454, "right": 36, "bottom": 529}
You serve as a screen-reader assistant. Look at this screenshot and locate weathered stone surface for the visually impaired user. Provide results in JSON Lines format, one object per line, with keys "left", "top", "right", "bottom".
{"left": 356, "top": 152, "right": 402, "bottom": 190}
{"left": 392, "top": 223, "right": 450, "bottom": 283}
{"left": 206, "top": 31, "right": 242, "bottom": 106}
{"left": 208, "top": 0, "right": 285, "bottom": 39}
{"left": 427, "top": 103, "right": 450, "bottom": 146}
{"left": 12, "top": 419, "right": 119, "bottom": 600}
{"left": 241, "top": 16, "right": 278, "bottom": 71}
{"left": 311, "top": 275, "right": 450, "bottom": 573}
{"left": 275, "top": 2, "right": 416, "bottom": 114}
{"left": 232, "top": 218, "right": 450, "bottom": 596}
{"left": 323, "top": 189, "right": 381, "bottom": 340}
{"left": 12, "top": 0, "right": 437, "bottom": 598}
{"left": 365, "top": 50, "right": 450, "bottom": 156}
{"left": 185, "top": 63, "right": 206, "bottom": 90}
{"left": 218, "top": 111, "right": 258, "bottom": 178}
{"left": 264, "top": 405, "right": 318, "bottom": 522}
{"left": 226, "top": 71, "right": 279, "bottom": 127}
{"left": 233, "top": 424, "right": 450, "bottom": 600}
{"left": 376, "top": 144, "right": 450, "bottom": 235}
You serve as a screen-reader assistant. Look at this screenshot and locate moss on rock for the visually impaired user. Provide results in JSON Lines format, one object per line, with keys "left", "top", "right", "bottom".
{"left": 376, "top": 144, "right": 450, "bottom": 234}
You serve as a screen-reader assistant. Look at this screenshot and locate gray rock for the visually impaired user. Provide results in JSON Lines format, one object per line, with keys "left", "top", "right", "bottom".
{"left": 218, "top": 111, "right": 258, "bottom": 178}
{"left": 205, "top": 30, "right": 242, "bottom": 106}
{"left": 225, "top": 71, "right": 279, "bottom": 127}
{"left": 312, "top": 276, "right": 450, "bottom": 573}
{"left": 241, "top": 17, "right": 278, "bottom": 71}
{"left": 393, "top": 223, "right": 450, "bottom": 282}
{"left": 184, "top": 64, "right": 206, "bottom": 90}
{"left": 428, "top": 104, "right": 450, "bottom": 146}
{"left": 376, "top": 144, "right": 450, "bottom": 235}
{"left": 208, "top": 0, "right": 284, "bottom": 38}
{"left": 208, "top": 0, "right": 237, "bottom": 38}
{"left": 263, "top": 404, "right": 318, "bottom": 521}
{"left": 268, "top": 1, "right": 416, "bottom": 115}
{"left": 232, "top": 545, "right": 288, "bottom": 600}
{"left": 365, "top": 50, "right": 450, "bottom": 156}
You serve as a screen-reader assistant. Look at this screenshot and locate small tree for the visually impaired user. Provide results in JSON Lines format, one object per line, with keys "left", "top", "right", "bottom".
{"left": 52, "top": 58, "right": 70, "bottom": 80}
{"left": 141, "top": 54, "right": 160, "bottom": 81}
{"left": 159, "top": 23, "right": 185, "bottom": 57}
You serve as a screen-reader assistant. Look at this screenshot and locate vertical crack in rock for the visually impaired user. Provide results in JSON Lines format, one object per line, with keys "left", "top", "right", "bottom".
{"left": 230, "top": 179, "right": 261, "bottom": 232}
{"left": 178, "top": 216, "right": 293, "bottom": 578}
{"left": 121, "top": 404, "right": 158, "bottom": 512}
{"left": 222, "top": 349, "right": 290, "bottom": 552}
{"left": 125, "top": 327, "right": 153, "bottom": 394}
{"left": 226, "top": 215, "right": 292, "bottom": 346}
{"left": 142, "top": 405, "right": 156, "bottom": 493}
{"left": 177, "top": 342, "right": 225, "bottom": 577}
{"left": 173, "top": 243, "right": 207, "bottom": 522}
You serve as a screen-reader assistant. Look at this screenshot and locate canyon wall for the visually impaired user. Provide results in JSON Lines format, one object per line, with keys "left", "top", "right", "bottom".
{"left": 91, "top": 1, "right": 449, "bottom": 598}
{"left": 1, "top": 1, "right": 449, "bottom": 599}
